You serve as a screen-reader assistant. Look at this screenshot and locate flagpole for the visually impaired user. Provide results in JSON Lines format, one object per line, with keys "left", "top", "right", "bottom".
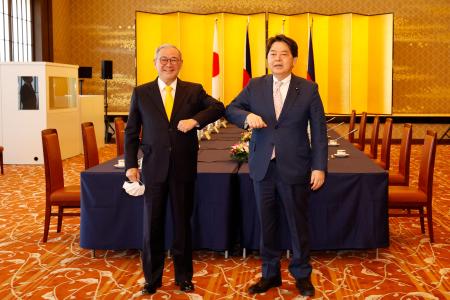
{"left": 307, "top": 16, "right": 316, "bottom": 82}
{"left": 282, "top": 18, "right": 285, "bottom": 34}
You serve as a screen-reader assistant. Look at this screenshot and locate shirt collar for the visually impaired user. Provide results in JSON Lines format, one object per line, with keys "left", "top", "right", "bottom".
{"left": 273, "top": 74, "right": 292, "bottom": 85}
{"left": 158, "top": 78, "right": 177, "bottom": 92}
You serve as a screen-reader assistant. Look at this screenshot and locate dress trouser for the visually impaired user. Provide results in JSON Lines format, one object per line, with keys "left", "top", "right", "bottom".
{"left": 253, "top": 160, "right": 312, "bottom": 280}
{"left": 141, "top": 177, "right": 194, "bottom": 286}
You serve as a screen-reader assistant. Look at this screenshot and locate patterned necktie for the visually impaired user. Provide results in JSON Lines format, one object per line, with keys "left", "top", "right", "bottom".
{"left": 164, "top": 85, "right": 174, "bottom": 121}
{"left": 271, "top": 81, "right": 283, "bottom": 160}
{"left": 273, "top": 81, "right": 283, "bottom": 120}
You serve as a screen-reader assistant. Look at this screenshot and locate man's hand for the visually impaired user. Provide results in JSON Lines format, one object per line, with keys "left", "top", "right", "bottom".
{"left": 177, "top": 119, "right": 198, "bottom": 133}
{"left": 126, "top": 167, "right": 140, "bottom": 182}
{"left": 310, "top": 170, "right": 325, "bottom": 191}
{"left": 246, "top": 113, "right": 267, "bottom": 129}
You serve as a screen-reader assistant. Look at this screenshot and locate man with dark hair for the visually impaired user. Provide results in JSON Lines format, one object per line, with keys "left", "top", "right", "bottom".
{"left": 225, "top": 34, "right": 327, "bottom": 297}
{"left": 125, "top": 44, "right": 225, "bottom": 295}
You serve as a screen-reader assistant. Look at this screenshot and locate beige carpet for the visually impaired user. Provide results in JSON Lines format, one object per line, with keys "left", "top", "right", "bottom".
{"left": 0, "top": 144, "right": 449, "bottom": 299}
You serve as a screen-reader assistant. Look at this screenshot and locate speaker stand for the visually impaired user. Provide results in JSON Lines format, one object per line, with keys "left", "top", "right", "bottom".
{"left": 79, "top": 79, "right": 84, "bottom": 95}
{"left": 103, "top": 79, "right": 115, "bottom": 143}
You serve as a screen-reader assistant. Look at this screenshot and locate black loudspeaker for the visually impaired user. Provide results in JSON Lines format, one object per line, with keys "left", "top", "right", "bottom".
{"left": 101, "top": 60, "right": 113, "bottom": 79}
{"left": 78, "top": 66, "right": 92, "bottom": 78}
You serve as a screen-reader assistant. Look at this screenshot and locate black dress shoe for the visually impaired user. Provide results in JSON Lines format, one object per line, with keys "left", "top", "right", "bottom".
{"left": 296, "top": 277, "right": 315, "bottom": 297}
{"left": 248, "top": 277, "right": 282, "bottom": 294}
{"left": 178, "top": 280, "right": 194, "bottom": 292}
{"left": 142, "top": 282, "right": 162, "bottom": 295}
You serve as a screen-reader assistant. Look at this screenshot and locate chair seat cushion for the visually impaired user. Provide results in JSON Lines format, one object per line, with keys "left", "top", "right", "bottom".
{"left": 389, "top": 186, "right": 427, "bottom": 207}
{"left": 50, "top": 185, "right": 80, "bottom": 205}
{"left": 389, "top": 172, "right": 407, "bottom": 186}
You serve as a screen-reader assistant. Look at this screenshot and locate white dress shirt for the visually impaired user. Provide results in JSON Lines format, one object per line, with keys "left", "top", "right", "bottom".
{"left": 273, "top": 74, "right": 292, "bottom": 107}
{"left": 158, "top": 78, "right": 177, "bottom": 105}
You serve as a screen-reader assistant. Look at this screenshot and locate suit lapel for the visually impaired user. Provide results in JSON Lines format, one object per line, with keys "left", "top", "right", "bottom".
{"left": 264, "top": 76, "right": 277, "bottom": 122}
{"left": 171, "top": 79, "right": 187, "bottom": 122}
{"left": 278, "top": 75, "right": 301, "bottom": 123}
{"left": 146, "top": 79, "right": 167, "bottom": 120}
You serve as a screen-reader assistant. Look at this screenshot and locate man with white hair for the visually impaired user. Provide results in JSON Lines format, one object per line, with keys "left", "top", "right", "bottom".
{"left": 125, "top": 44, "right": 225, "bottom": 294}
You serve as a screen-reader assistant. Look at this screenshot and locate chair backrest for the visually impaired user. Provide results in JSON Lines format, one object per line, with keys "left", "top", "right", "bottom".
{"left": 369, "top": 115, "right": 380, "bottom": 158}
{"left": 380, "top": 118, "right": 393, "bottom": 170}
{"left": 348, "top": 109, "right": 356, "bottom": 143}
{"left": 41, "top": 129, "right": 64, "bottom": 201}
{"left": 114, "top": 117, "right": 125, "bottom": 156}
{"left": 81, "top": 122, "right": 99, "bottom": 169}
{"left": 117, "top": 129, "right": 125, "bottom": 156}
{"left": 357, "top": 112, "right": 367, "bottom": 150}
{"left": 397, "top": 123, "right": 412, "bottom": 184}
{"left": 418, "top": 130, "right": 437, "bottom": 200}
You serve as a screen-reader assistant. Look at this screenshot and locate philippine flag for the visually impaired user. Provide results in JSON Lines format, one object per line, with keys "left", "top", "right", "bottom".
{"left": 243, "top": 25, "right": 252, "bottom": 88}
{"left": 306, "top": 27, "right": 315, "bottom": 82}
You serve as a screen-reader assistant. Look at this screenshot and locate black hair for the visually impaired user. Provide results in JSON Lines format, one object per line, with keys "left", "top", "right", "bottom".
{"left": 266, "top": 34, "right": 298, "bottom": 58}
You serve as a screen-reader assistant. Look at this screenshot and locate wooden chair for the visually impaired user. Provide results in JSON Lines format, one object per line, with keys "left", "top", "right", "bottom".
{"left": 388, "top": 130, "right": 437, "bottom": 242}
{"left": 114, "top": 117, "right": 125, "bottom": 156}
{"left": 348, "top": 109, "right": 356, "bottom": 143}
{"left": 81, "top": 122, "right": 99, "bottom": 169}
{"left": 0, "top": 146, "right": 4, "bottom": 175}
{"left": 353, "top": 111, "right": 367, "bottom": 151}
{"left": 389, "top": 124, "right": 412, "bottom": 186}
{"left": 374, "top": 118, "right": 393, "bottom": 170}
{"left": 41, "top": 129, "right": 80, "bottom": 242}
{"left": 365, "top": 115, "right": 380, "bottom": 159}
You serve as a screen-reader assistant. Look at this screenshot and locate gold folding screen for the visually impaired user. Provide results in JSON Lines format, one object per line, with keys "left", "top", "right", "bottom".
{"left": 136, "top": 12, "right": 266, "bottom": 105}
{"left": 136, "top": 12, "right": 393, "bottom": 113}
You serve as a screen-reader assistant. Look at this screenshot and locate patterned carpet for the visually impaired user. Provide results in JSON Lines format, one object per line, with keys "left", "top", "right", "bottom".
{"left": 0, "top": 143, "right": 449, "bottom": 299}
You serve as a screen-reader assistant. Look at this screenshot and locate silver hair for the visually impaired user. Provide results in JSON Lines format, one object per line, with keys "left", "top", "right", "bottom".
{"left": 154, "top": 44, "right": 182, "bottom": 60}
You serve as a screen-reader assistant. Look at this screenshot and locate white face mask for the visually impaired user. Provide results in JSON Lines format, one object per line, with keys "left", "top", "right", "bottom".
{"left": 122, "top": 180, "right": 145, "bottom": 196}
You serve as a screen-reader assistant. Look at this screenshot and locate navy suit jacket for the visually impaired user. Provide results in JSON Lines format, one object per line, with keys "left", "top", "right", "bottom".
{"left": 225, "top": 74, "right": 327, "bottom": 184}
{"left": 125, "top": 78, "right": 225, "bottom": 183}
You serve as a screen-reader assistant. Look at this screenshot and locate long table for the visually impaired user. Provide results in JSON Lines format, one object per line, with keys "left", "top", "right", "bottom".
{"left": 80, "top": 127, "right": 389, "bottom": 252}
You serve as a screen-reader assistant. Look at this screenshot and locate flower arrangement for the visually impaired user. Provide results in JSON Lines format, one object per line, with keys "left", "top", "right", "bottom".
{"left": 230, "top": 142, "right": 249, "bottom": 163}
{"left": 230, "top": 130, "right": 252, "bottom": 163}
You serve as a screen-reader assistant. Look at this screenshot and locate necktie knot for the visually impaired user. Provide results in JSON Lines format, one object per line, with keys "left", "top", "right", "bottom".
{"left": 274, "top": 80, "right": 283, "bottom": 91}
{"left": 165, "top": 85, "right": 173, "bottom": 93}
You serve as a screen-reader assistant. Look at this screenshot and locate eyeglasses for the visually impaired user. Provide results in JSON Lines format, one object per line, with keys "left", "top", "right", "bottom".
{"left": 158, "top": 57, "right": 181, "bottom": 65}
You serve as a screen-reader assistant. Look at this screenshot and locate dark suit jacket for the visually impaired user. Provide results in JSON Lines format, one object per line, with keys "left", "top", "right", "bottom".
{"left": 125, "top": 78, "right": 225, "bottom": 183}
{"left": 20, "top": 83, "right": 37, "bottom": 110}
{"left": 225, "top": 74, "right": 327, "bottom": 184}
